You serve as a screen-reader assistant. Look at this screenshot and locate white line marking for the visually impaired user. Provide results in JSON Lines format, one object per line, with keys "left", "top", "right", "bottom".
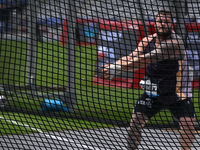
{"left": 0, "top": 116, "right": 99, "bottom": 150}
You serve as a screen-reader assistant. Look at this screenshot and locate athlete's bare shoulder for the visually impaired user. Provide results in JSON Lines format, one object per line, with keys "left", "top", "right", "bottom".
{"left": 168, "top": 33, "right": 185, "bottom": 45}
{"left": 164, "top": 33, "right": 185, "bottom": 59}
{"left": 144, "top": 33, "right": 185, "bottom": 61}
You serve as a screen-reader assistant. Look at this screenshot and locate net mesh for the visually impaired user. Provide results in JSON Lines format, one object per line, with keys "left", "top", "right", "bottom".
{"left": 0, "top": 0, "right": 200, "bottom": 149}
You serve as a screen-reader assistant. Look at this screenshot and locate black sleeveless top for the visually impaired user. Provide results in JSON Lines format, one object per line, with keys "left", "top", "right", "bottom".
{"left": 144, "top": 36, "right": 179, "bottom": 104}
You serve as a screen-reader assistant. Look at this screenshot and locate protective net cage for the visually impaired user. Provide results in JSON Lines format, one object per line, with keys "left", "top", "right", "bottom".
{"left": 0, "top": 0, "right": 200, "bottom": 149}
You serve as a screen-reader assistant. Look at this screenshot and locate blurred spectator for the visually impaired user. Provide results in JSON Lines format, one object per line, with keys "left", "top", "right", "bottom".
{"left": 41, "top": 25, "right": 47, "bottom": 33}
{"left": 19, "top": 16, "right": 28, "bottom": 33}
{"left": 36, "top": 23, "right": 43, "bottom": 42}
{"left": 145, "top": 18, "right": 155, "bottom": 22}
{"left": 185, "top": 17, "right": 196, "bottom": 23}
{"left": 196, "top": 18, "right": 200, "bottom": 23}
{"left": 109, "top": 17, "right": 120, "bottom": 21}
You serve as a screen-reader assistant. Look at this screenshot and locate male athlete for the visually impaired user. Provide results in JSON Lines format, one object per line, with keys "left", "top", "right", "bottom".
{"left": 103, "top": 9, "right": 196, "bottom": 150}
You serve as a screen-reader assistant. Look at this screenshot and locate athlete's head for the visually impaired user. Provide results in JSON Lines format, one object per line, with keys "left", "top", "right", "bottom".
{"left": 155, "top": 9, "right": 174, "bottom": 37}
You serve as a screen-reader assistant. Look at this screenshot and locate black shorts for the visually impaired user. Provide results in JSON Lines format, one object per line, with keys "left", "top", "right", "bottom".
{"left": 133, "top": 93, "right": 195, "bottom": 120}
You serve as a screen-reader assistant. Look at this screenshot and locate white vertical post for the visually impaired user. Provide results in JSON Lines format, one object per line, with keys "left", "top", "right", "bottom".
{"left": 63, "top": 0, "right": 77, "bottom": 112}
{"left": 26, "top": 0, "right": 37, "bottom": 96}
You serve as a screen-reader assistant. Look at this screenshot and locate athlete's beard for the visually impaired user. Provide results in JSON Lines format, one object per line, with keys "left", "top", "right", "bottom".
{"left": 156, "top": 28, "right": 171, "bottom": 38}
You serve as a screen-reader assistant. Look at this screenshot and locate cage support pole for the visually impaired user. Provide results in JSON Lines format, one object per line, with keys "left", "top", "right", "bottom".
{"left": 171, "top": 0, "right": 187, "bottom": 126}
{"left": 26, "top": 0, "right": 37, "bottom": 97}
{"left": 63, "top": 0, "right": 77, "bottom": 112}
{"left": 136, "top": 0, "right": 149, "bottom": 37}
{"left": 173, "top": 0, "right": 187, "bottom": 44}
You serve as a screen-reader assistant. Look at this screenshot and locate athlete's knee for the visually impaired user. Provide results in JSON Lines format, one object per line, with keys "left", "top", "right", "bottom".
{"left": 130, "top": 112, "right": 148, "bottom": 128}
{"left": 179, "top": 117, "right": 196, "bottom": 136}
{"left": 179, "top": 117, "right": 195, "bottom": 129}
{"left": 179, "top": 117, "right": 196, "bottom": 150}
{"left": 127, "top": 112, "right": 148, "bottom": 150}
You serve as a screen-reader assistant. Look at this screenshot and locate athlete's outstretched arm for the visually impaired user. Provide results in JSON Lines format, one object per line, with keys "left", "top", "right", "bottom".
{"left": 116, "top": 36, "right": 154, "bottom": 70}
{"left": 119, "top": 37, "right": 151, "bottom": 62}
{"left": 129, "top": 37, "right": 151, "bottom": 57}
{"left": 120, "top": 39, "right": 185, "bottom": 71}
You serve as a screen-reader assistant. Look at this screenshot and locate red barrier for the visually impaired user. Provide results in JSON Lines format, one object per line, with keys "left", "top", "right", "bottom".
{"left": 60, "top": 19, "right": 67, "bottom": 45}
{"left": 192, "top": 79, "right": 200, "bottom": 89}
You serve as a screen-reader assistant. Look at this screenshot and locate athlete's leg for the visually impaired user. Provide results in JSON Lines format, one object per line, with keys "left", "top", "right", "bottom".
{"left": 170, "top": 98, "right": 196, "bottom": 150}
{"left": 179, "top": 117, "right": 195, "bottom": 150}
{"left": 127, "top": 93, "right": 162, "bottom": 150}
{"left": 127, "top": 112, "right": 149, "bottom": 150}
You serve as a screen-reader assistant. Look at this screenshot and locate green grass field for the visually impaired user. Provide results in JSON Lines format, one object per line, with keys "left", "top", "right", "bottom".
{"left": 0, "top": 112, "right": 113, "bottom": 135}
{"left": 0, "top": 40, "right": 200, "bottom": 135}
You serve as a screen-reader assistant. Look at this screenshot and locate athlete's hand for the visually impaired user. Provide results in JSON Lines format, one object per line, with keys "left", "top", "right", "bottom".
{"left": 102, "top": 61, "right": 110, "bottom": 79}
{"left": 117, "top": 56, "right": 134, "bottom": 71}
